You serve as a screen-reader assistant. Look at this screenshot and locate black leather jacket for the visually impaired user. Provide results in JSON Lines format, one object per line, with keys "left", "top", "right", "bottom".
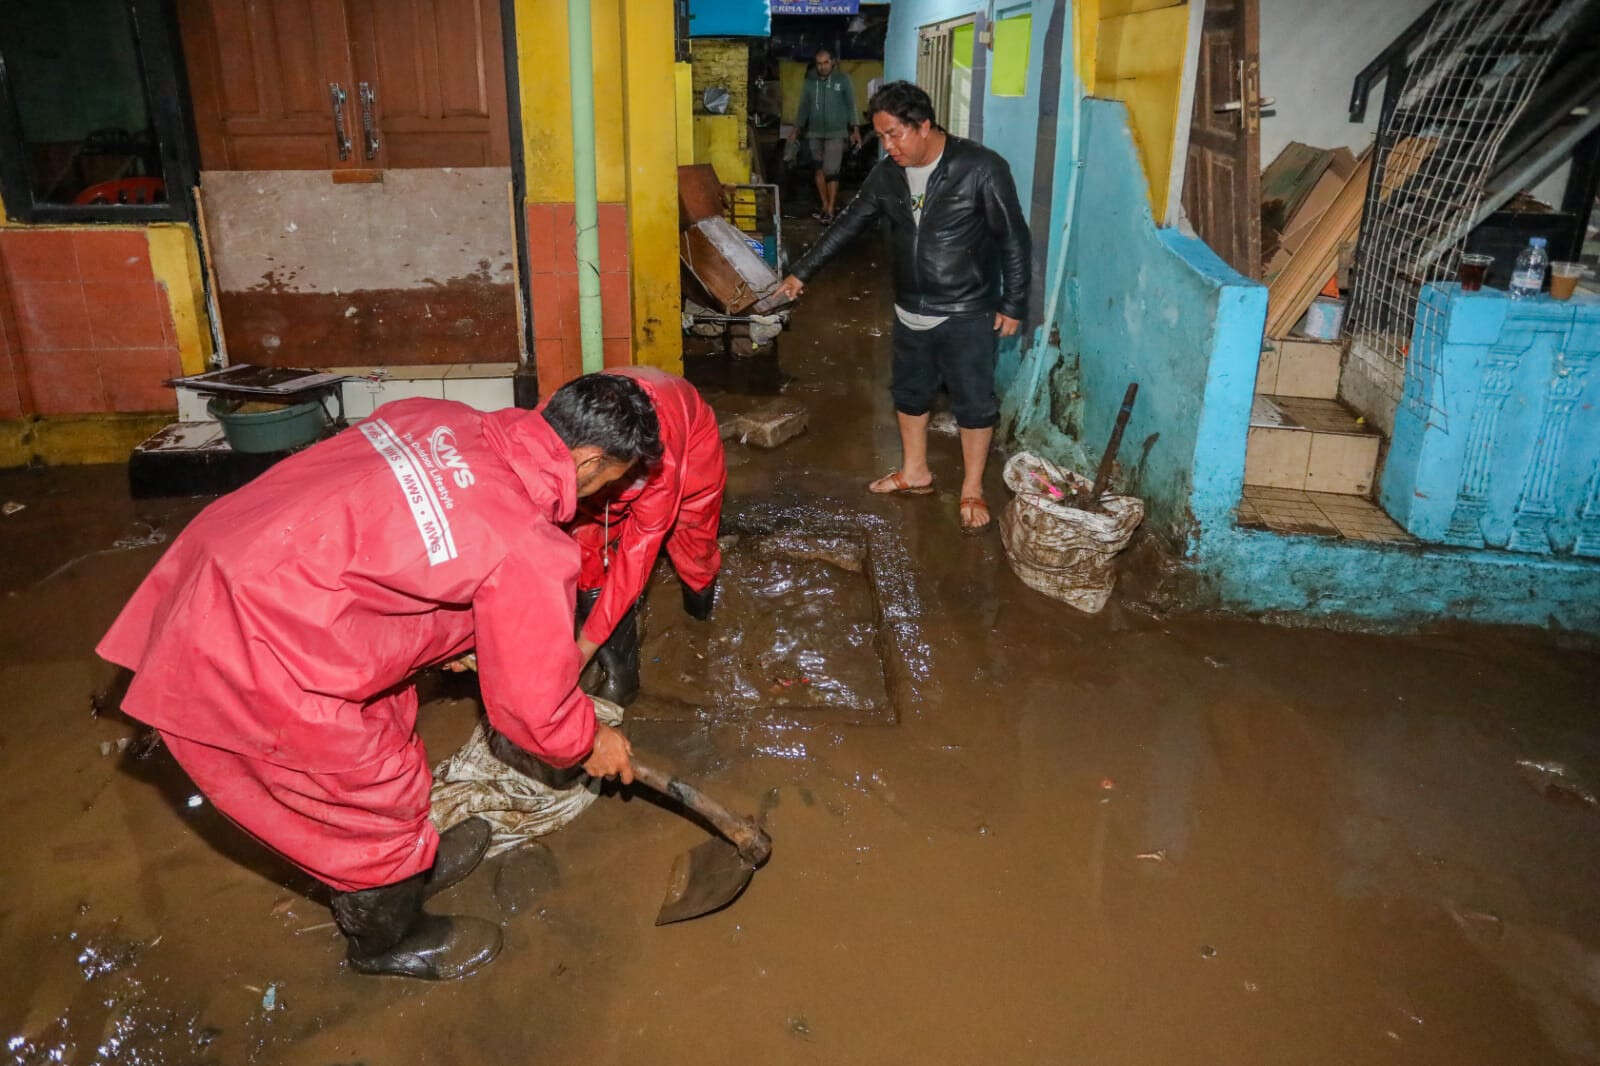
{"left": 791, "top": 135, "right": 1030, "bottom": 320}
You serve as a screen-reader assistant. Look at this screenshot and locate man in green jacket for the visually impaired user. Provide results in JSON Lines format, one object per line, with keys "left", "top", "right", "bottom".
{"left": 787, "top": 47, "right": 861, "bottom": 223}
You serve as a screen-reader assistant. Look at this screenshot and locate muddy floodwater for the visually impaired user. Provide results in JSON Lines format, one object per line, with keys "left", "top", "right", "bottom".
{"left": 4, "top": 225, "right": 1600, "bottom": 1064}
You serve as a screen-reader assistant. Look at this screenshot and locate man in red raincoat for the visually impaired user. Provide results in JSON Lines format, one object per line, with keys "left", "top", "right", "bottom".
{"left": 96, "top": 374, "right": 661, "bottom": 981}
{"left": 564, "top": 367, "right": 726, "bottom": 705}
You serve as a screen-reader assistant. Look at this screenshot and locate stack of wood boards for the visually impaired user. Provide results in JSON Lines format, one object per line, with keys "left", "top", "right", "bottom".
{"left": 1261, "top": 143, "right": 1358, "bottom": 282}
{"left": 1263, "top": 137, "right": 1438, "bottom": 338}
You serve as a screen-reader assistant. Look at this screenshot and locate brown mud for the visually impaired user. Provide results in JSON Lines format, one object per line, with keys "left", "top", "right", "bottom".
{"left": 4, "top": 224, "right": 1600, "bottom": 1063}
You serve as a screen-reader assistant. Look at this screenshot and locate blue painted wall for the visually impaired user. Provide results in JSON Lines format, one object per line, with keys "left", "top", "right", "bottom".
{"left": 688, "top": 0, "right": 771, "bottom": 38}
{"left": 882, "top": 0, "right": 1053, "bottom": 210}
{"left": 1009, "top": 98, "right": 1263, "bottom": 546}
{"left": 1381, "top": 285, "right": 1600, "bottom": 556}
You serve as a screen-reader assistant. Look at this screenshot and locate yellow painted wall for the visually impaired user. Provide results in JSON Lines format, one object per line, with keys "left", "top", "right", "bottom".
{"left": 674, "top": 62, "right": 695, "bottom": 167}
{"left": 1090, "top": 0, "right": 1190, "bottom": 220}
{"left": 147, "top": 224, "right": 214, "bottom": 375}
{"left": 620, "top": 0, "right": 683, "bottom": 370}
{"left": 516, "top": 0, "right": 629, "bottom": 205}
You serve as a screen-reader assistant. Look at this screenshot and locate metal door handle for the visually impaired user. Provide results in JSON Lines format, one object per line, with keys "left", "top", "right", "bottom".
{"left": 1215, "top": 96, "right": 1275, "bottom": 112}
{"left": 359, "top": 81, "right": 380, "bottom": 160}
{"left": 329, "top": 82, "right": 352, "bottom": 161}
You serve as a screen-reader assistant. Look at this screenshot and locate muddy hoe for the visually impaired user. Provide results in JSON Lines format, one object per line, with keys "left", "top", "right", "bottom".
{"left": 630, "top": 758, "right": 773, "bottom": 924}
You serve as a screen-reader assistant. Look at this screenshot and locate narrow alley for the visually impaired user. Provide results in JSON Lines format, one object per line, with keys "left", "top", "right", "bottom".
{"left": 4, "top": 232, "right": 1600, "bottom": 1064}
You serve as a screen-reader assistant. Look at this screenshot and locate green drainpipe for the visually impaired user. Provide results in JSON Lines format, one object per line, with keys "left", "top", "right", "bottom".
{"left": 568, "top": 0, "right": 603, "bottom": 373}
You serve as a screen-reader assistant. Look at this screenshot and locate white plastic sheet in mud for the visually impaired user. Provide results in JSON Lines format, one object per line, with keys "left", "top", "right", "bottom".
{"left": 999, "top": 452, "right": 1144, "bottom": 614}
{"left": 430, "top": 697, "right": 624, "bottom": 856}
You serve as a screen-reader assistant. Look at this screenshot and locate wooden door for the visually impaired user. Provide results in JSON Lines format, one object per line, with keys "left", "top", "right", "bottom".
{"left": 176, "top": 0, "right": 520, "bottom": 368}
{"left": 346, "top": 0, "right": 511, "bottom": 168}
{"left": 1180, "top": 0, "right": 1261, "bottom": 278}
{"left": 179, "top": 0, "right": 359, "bottom": 170}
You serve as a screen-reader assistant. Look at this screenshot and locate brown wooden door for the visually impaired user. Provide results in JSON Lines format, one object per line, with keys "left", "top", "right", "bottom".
{"left": 1181, "top": 0, "right": 1261, "bottom": 278}
{"left": 346, "top": 0, "right": 512, "bottom": 168}
{"left": 179, "top": 0, "right": 360, "bottom": 170}
{"left": 176, "top": 0, "right": 521, "bottom": 368}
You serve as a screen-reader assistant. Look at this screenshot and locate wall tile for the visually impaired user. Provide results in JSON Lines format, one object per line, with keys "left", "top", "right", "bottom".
{"left": 14, "top": 282, "right": 91, "bottom": 351}
{"left": 26, "top": 351, "right": 106, "bottom": 415}
{"left": 84, "top": 281, "right": 168, "bottom": 349}
{"left": 603, "top": 338, "right": 631, "bottom": 368}
{"left": 556, "top": 272, "right": 581, "bottom": 344}
{"left": 551, "top": 203, "right": 578, "bottom": 275}
{"left": 600, "top": 272, "right": 632, "bottom": 339}
{"left": 73, "top": 231, "right": 153, "bottom": 283}
{"left": 535, "top": 338, "right": 566, "bottom": 397}
{"left": 530, "top": 273, "right": 563, "bottom": 341}
{"left": 525, "top": 203, "right": 557, "bottom": 274}
{"left": 100, "top": 348, "right": 181, "bottom": 412}
{"left": 2, "top": 230, "right": 79, "bottom": 284}
{"left": 597, "top": 203, "right": 630, "bottom": 271}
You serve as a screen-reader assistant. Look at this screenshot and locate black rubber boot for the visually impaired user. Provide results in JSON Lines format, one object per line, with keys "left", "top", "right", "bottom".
{"left": 575, "top": 589, "right": 641, "bottom": 707}
{"left": 681, "top": 576, "right": 717, "bottom": 621}
{"left": 422, "top": 816, "right": 491, "bottom": 899}
{"left": 330, "top": 873, "right": 502, "bottom": 981}
{"left": 592, "top": 601, "right": 641, "bottom": 707}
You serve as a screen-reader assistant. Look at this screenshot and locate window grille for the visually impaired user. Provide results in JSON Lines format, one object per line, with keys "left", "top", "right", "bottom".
{"left": 1343, "top": 0, "right": 1586, "bottom": 432}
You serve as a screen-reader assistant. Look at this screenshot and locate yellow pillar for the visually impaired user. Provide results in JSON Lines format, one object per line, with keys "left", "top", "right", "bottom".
{"left": 621, "top": 0, "right": 682, "bottom": 371}
{"left": 147, "top": 224, "right": 214, "bottom": 375}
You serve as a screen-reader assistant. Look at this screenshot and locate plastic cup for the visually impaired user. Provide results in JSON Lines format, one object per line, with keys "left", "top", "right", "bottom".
{"left": 1458, "top": 253, "right": 1493, "bottom": 292}
{"left": 1550, "top": 261, "right": 1585, "bottom": 301}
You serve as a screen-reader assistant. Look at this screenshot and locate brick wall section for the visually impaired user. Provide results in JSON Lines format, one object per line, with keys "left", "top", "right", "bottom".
{"left": 525, "top": 201, "right": 633, "bottom": 397}
{"left": 0, "top": 230, "right": 182, "bottom": 416}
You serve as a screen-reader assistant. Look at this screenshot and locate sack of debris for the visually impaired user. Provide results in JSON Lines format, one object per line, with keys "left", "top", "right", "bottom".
{"left": 999, "top": 451, "right": 1144, "bottom": 614}
{"left": 430, "top": 697, "right": 625, "bottom": 857}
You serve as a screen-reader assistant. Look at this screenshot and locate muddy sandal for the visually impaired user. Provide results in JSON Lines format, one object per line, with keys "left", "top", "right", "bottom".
{"left": 959, "top": 496, "right": 992, "bottom": 535}
{"left": 868, "top": 470, "right": 935, "bottom": 496}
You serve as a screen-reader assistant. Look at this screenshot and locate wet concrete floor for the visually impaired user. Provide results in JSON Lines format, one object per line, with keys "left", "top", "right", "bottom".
{"left": 4, "top": 227, "right": 1600, "bottom": 1063}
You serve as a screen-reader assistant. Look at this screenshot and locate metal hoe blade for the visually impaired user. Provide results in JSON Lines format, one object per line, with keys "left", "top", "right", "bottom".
{"left": 655, "top": 837, "right": 758, "bottom": 925}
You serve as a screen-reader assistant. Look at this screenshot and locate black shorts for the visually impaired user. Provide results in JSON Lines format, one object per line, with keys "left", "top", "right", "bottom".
{"left": 890, "top": 312, "right": 999, "bottom": 429}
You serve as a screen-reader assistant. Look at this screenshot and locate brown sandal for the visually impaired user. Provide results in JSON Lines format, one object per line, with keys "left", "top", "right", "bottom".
{"left": 868, "top": 470, "right": 935, "bottom": 496}
{"left": 959, "top": 496, "right": 991, "bottom": 534}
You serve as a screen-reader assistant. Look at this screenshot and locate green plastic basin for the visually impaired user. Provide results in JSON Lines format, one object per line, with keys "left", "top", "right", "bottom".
{"left": 207, "top": 397, "right": 331, "bottom": 454}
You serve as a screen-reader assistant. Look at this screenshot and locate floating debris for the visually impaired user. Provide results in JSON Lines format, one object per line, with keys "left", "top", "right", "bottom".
{"left": 1199, "top": 944, "right": 1217, "bottom": 959}
{"left": 185, "top": 794, "right": 204, "bottom": 809}
{"left": 261, "top": 983, "right": 279, "bottom": 1012}
{"left": 1134, "top": 849, "right": 1167, "bottom": 863}
{"left": 2, "top": 501, "right": 25, "bottom": 516}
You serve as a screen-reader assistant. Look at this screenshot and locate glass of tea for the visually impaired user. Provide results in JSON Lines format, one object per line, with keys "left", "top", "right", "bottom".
{"left": 1457, "top": 253, "right": 1493, "bottom": 292}
{"left": 1550, "top": 261, "right": 1586, "bottom": 301}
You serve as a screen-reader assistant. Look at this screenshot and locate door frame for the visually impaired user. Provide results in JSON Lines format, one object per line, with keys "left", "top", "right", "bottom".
{"left": 917, "top": 14, "right": 977, "bottom": 133}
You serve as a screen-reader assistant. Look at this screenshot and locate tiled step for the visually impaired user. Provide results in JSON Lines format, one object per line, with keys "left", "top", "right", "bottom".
{"left": 1238, "top": 486, "right": 1415, "bottom": 544}
{"left": 1244, "top": 395, "right": 1381, "bottom": 496}
{"left": 1255, "top": 338, "right": 1340, "bottom": 400}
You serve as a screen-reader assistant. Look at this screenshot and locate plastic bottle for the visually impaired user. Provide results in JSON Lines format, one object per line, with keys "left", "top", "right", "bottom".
{"left": 1509, "top": 236, "right": 1549, "bottom": 299}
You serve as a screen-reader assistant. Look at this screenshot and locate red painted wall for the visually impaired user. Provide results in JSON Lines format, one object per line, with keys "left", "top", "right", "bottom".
{"left": 525, "top": 201, "right": 633, "bottom": 397}
{"left": 0, "top": 230, "right": 182, "bottom": 416}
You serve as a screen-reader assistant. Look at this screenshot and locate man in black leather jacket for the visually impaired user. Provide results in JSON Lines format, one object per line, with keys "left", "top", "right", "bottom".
{"left": 776, "top": 81, "right": 1029, "bottom": 533}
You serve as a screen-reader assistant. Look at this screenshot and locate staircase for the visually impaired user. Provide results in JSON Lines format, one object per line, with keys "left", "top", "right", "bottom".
{"left": 1239, "top": 338, "right": 1414, "bottom": 542}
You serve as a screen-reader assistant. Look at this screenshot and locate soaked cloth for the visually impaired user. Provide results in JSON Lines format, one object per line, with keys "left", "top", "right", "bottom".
{"left": 565, "top": 368, "right": 726, "bottom": 646}
{"left": 161, "top": 729, "right": 437, "bottom": 893}
{"left": 431, "top": 699, "right": 625, "bottom": 857}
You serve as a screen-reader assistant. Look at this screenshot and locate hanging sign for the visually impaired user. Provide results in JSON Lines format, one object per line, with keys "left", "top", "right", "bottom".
{"left": 772, "top": 0, "right": 859, "bottom": 13}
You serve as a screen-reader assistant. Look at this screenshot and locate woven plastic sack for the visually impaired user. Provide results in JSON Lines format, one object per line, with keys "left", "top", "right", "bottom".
{"left": 999, "top": 451, "right": 1144, "bottom": 614}
{"left": 430, "top": 697, "right": 625, "bottom": 857}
